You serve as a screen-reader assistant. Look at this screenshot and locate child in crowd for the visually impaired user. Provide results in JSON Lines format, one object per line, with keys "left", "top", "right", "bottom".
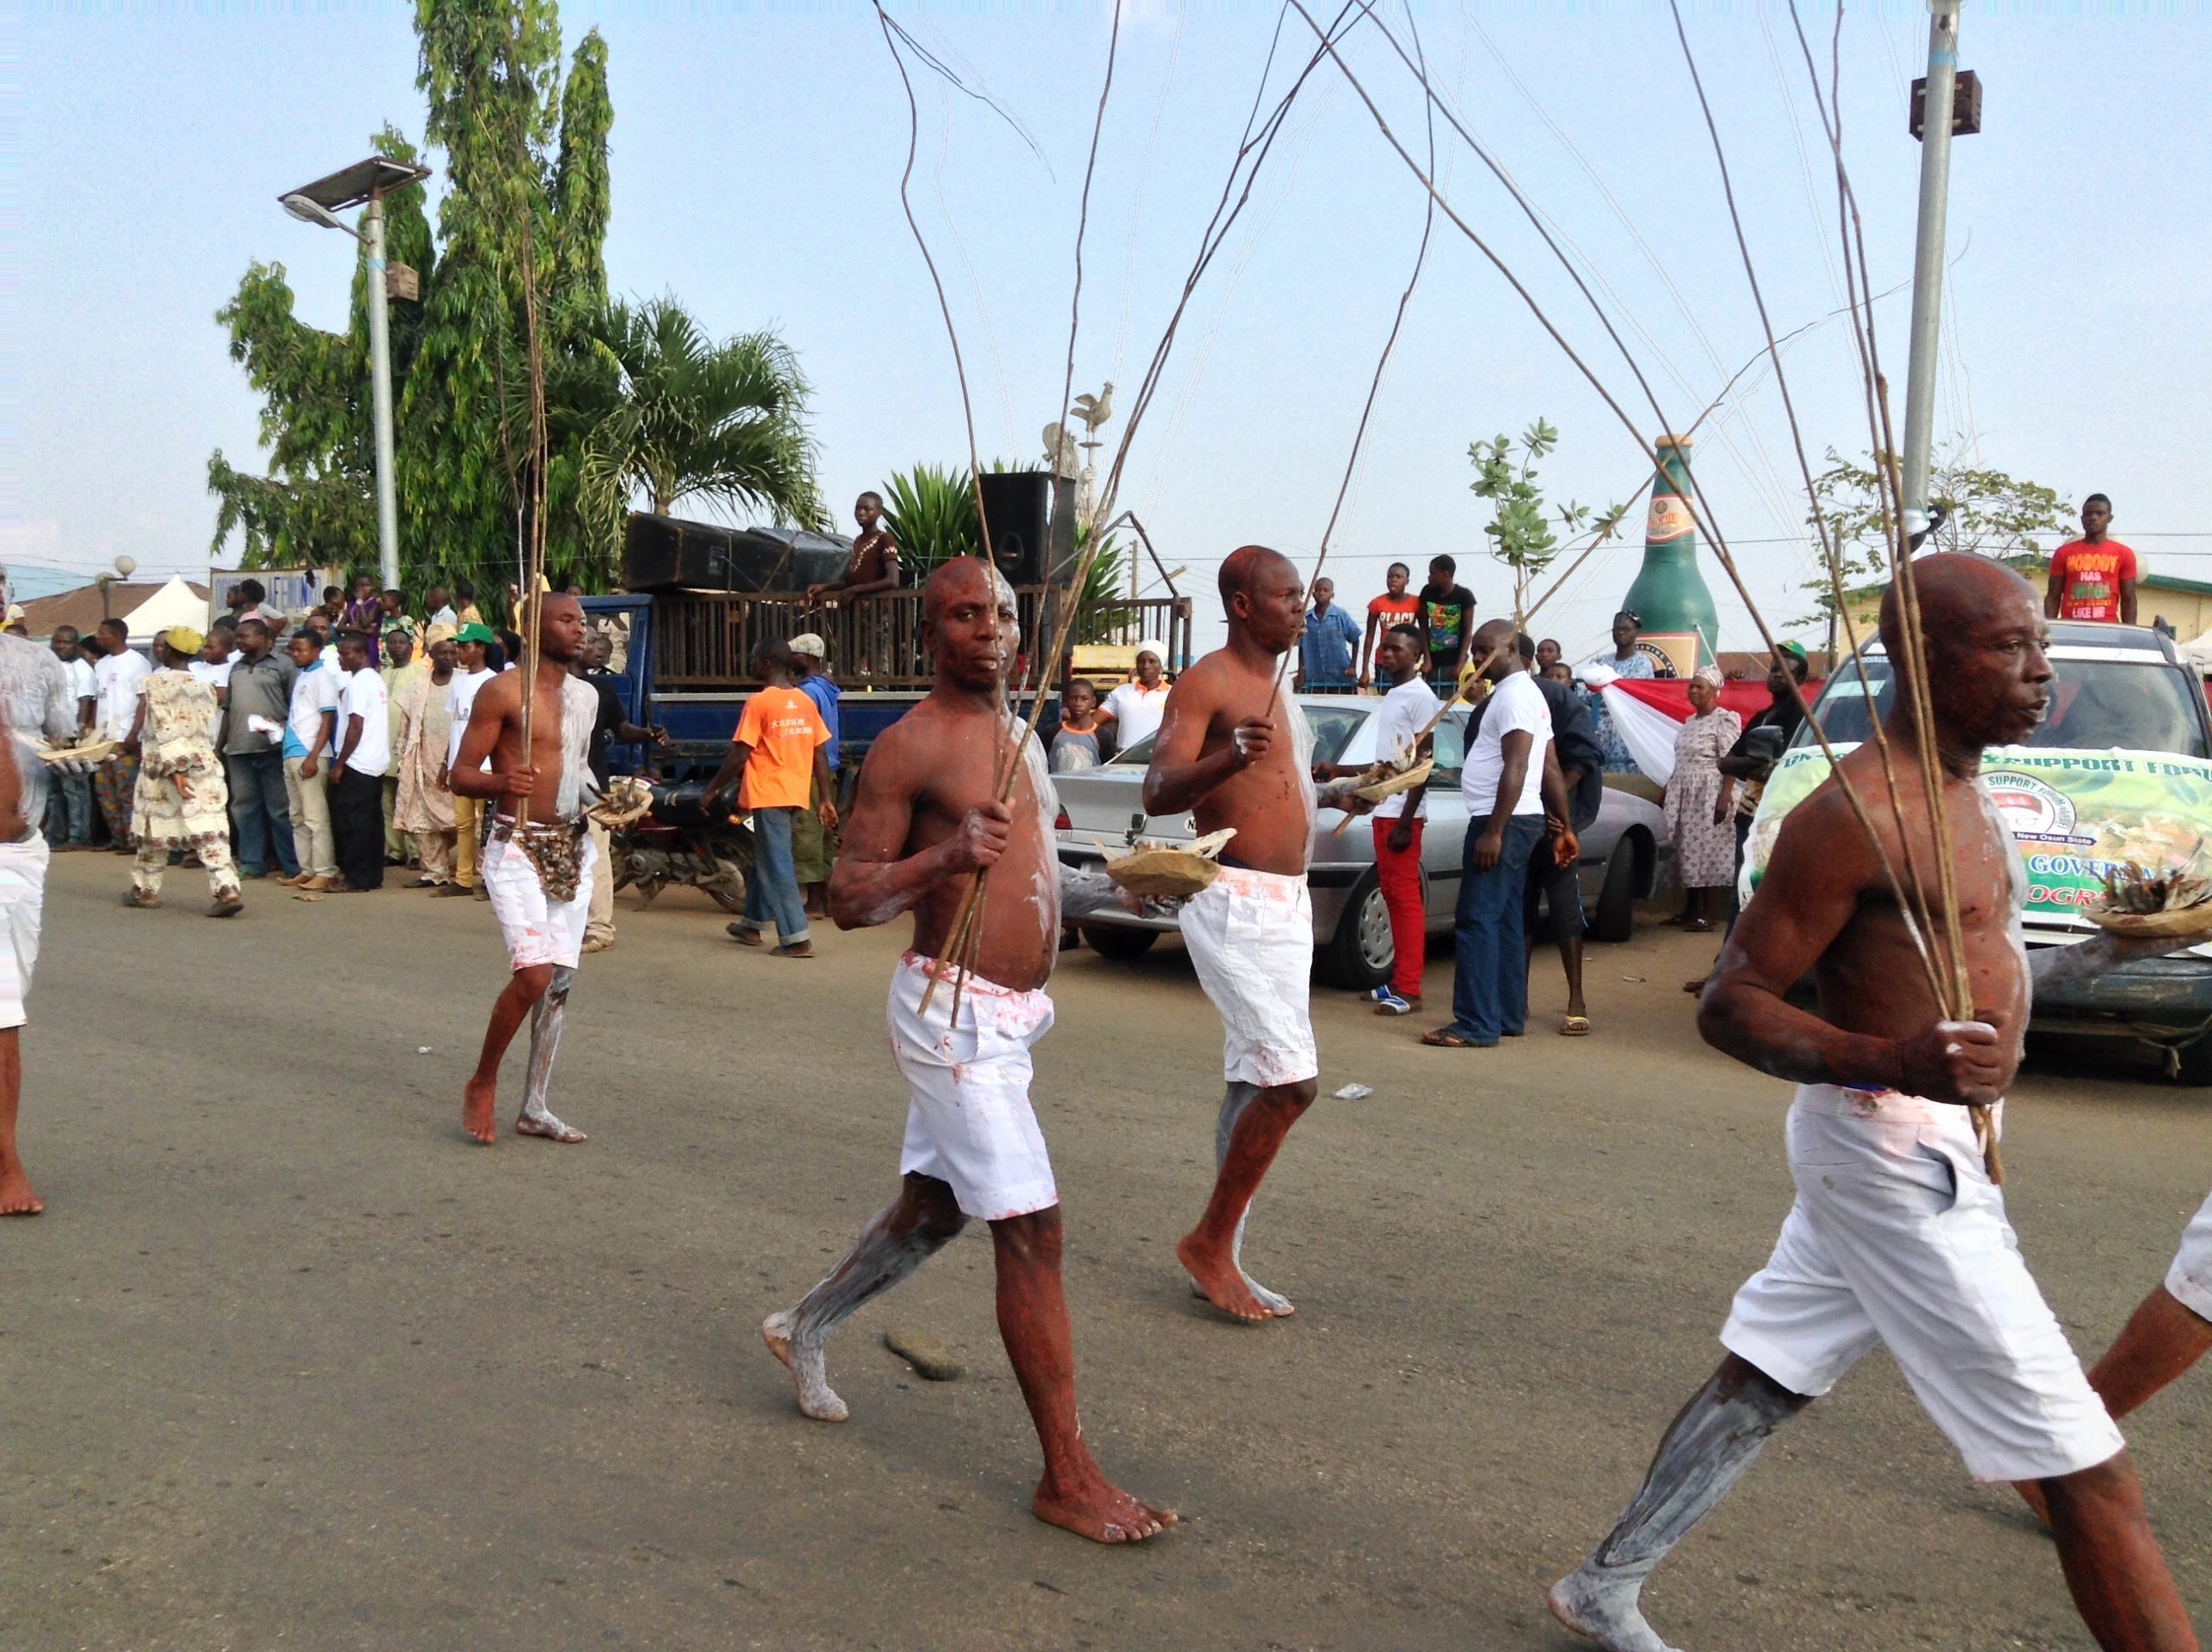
{"left": 1051, "top": 679, "right": 1103, "bottom": 774}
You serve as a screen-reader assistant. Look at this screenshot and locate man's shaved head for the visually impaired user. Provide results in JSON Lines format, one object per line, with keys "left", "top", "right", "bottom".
{"left": 1878, "top": 553, "right": 2037, "bottom": 663}
{"left": 1217, "top": 544, "right": 1295, "bottom": 606}
{"left": 924, "top": 554, "right": 1014, "bottom": 624}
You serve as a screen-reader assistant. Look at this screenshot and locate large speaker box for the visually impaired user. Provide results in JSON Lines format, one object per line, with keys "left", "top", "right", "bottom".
{"left": 979, "top": 471, "right": 1052, "bottom": 587}
{"left": 623, "top": 513, "right": 851, "bottom": 593}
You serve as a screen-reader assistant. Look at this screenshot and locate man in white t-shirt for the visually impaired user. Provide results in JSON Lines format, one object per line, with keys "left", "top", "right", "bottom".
{"left": 89, "top": 618, "right": 150, "bottom": 852}
{"left": 281, "top": 630, "right": 340, "bottom": 889}
{"left": 327, "top": 631, "right": 391, "bottom": 892}
{"left": 43, "top": 626, "right": 98, "bottom": 849}
{"left": 435, "top": 623, "right": 499, "bottom": 898}
{"left": 1367, "top": 622, "right": 1437, "bottom": 1016}
{"left": 1096, "top": 640, "right": 1172, "bottom": 759}
{"left": 1425, "top": 619, "right": 1572, "bottom": 1049}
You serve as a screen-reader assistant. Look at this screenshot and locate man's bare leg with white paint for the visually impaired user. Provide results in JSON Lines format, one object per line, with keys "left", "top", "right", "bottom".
{"left": 515, "top": 964, "right": 584, "bottom": 1143}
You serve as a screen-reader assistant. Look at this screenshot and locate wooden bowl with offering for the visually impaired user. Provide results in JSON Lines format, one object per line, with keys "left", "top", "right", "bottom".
{"left": 1102, "top": 828, "right": 1236, "bottom": 899}
{"left": 2086, "top": 855, "right": 2212, "bottom": 940}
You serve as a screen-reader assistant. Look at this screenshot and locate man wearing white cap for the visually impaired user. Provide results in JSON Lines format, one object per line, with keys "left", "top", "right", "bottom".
{"left": 788, "top": 632, "right": 841, "bottom": 916}
{"left": 1096, "top": 640, "right": 1172, "bottom": 760}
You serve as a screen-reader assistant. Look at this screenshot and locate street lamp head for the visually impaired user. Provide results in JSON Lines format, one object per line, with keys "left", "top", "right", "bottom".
{"left": 281, "top": 193, "right": 358, "bottom": 238}
{"left": 113, "top": 556, "right": 136, "bottom": 579}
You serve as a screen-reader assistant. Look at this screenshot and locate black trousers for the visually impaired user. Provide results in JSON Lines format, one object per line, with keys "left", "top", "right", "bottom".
{"left": 329, "top": 768, "right": 385, "bottom": 890}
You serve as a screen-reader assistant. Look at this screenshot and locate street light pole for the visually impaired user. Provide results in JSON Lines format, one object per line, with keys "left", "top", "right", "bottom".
{"left": 1899, "top": 0, "right": 1964, "bottom": 545}
{"left": 363, "top": 195, "right": 401, "bottom": 594}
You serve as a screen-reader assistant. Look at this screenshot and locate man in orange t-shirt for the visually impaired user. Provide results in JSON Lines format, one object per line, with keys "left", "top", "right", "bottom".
{"left": 2044, "top": 494, "right": 2138, "bottom": 625}
{"left": 707, "top": 639, "right": 838, "bottom": 956}
{"left": 1358, "top": 562, "right": 1421, "bottom": 688}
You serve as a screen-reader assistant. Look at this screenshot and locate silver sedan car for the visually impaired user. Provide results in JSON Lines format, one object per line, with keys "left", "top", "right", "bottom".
{"left": 1052, "top": 692, "right": 1675, "bottom": 990}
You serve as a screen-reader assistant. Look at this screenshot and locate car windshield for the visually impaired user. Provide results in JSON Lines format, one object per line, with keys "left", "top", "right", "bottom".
{"left": 1796, "top": 656, "right": 2209, "bottom": 758}
{"left": 1103, "top": 702, "right": 1369, "bottom": 768}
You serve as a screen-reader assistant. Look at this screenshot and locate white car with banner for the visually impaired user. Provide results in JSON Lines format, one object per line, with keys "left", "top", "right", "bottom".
{"left": 1741, "top": 621, "right": 2212, "bottom": 1083}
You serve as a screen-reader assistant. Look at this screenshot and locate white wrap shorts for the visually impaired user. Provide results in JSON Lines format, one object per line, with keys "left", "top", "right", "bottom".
{"left": 889, "top": 951, "right": 1058, "bottom": 1223}
{"left": 482, "top": 831, "right": 596, "bottom": 973}
{"left": 2163, "top": 1188, "right": 2212, "bottom": 1321}
{"left": 1179, "top": 865, "right": 1319, "bottom": 1089}
{"left": 1720, "top": 1085, "right": 2123, "bottom": 1484}
{"left": 0, "top": 832, "right": 48, "bottom": 1031}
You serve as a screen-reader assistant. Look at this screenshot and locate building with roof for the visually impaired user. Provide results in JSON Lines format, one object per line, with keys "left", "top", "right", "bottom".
{"left": 1840, "top": 554, "right": 2212, "bottom": 650}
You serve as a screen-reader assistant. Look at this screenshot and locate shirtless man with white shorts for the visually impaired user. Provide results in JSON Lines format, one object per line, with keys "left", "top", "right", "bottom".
{"left": 1143, "top": 545, "right": 1372, "bottom": 1323}
{"left": 760, "top": 556, "right": 1175, "bottom": 1545}
{"left": 1549, "top": 555, "right": 2196, "bottom": 1651}
{"left": 451, "top": 594, "right": 601, "bottom": 1147}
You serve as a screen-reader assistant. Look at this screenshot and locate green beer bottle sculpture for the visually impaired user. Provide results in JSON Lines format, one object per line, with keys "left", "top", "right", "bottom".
{"left": 1621, "top": 435, "right": 1719, "bottom": 677}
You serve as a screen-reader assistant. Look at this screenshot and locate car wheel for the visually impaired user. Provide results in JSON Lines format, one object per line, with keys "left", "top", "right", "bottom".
{"left": 1319, "top": 870, "right": 1393, "bottom": 991}
{"left": 1081, "top": 924, "right": 1160, "bottom": 962}
{"left": 1589, "top": 832, "right": 1643, "bottom": 944}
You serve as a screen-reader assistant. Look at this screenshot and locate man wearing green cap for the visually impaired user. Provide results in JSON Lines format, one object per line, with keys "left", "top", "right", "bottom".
{"left": 120, "top": 627, "right": 241, "bottom": 916}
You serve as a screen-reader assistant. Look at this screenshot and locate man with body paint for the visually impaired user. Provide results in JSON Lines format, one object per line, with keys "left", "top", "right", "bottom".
{"left": 760, "top": 556, "right": 1176, "bottom": 1546}
{"left": 1142, "top": 546, "right": 1374, "bottom": 1323}
{"left": 450, "top": 594, "right": 601, "bottom": 1147}
{"left": 1550, "top": 555, "right": 2198, "bottom": 1652}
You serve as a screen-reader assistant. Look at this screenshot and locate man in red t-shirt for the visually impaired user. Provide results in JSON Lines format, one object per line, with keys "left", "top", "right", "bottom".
{"left": 1358, "top": 561, "right": 1421, "bottom": 688}
{"left": 2044, "top": 494, "right": 2138, "bottom": 625}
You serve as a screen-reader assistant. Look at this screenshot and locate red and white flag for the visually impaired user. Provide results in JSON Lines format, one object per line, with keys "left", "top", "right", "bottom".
{"left": 1596, "top": 677, "right": 1806, "bottom": 784}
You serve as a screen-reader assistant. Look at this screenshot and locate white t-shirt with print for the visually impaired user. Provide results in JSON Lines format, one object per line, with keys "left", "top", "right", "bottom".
{"left": 93, "top": 649, "right": 150, "bottom": 740}
{"left": 287, "top": 662, "right": 340, "bottom": 759}
{"left": 338, "top": 667, "right": 391, "bottom": 778}
{"left": 1370, "top": 677, "right": 1436, "bottom": 822}
{"left": 1461, "top": 668, "right": 1552, "bottom": 818}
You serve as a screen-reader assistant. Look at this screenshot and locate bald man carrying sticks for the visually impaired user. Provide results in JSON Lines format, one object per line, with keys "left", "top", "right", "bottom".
{"left": 1144, "top": 546, "right": 1374, "bottom": 1324}
{"left": 760, "top": 557, "right": 1175, "bottom": 1545}
{"left": 1550, "top": 555, "right": 2196, "bottom": 1652}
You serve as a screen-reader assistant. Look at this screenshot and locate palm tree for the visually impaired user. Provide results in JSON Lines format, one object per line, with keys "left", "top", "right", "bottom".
{"left": 568, "top": 295, "right": 824, "bottom": 568}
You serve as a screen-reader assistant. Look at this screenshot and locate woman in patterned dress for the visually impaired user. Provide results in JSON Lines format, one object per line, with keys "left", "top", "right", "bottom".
{"left": 1662, "top": 665, "right": 1740, "bottom": 933}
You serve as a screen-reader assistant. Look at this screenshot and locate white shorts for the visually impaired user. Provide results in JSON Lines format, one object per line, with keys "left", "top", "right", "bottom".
{"left": 1179, "top": 865, "right": 1318, "bottom": 1089}
{"left": 2164, "top": 1188, "right": 2212, "bottom": 1321}
{"left": 481, "top": 832, "right": 596, "bottom": 973}
{"left": 0, "top": 834, "right": 48, "bottom": 1031}
{"left": 889, "top": 951, "right": 1058, "bottom": 1223}
{"left": 1721, "top": 1085, "right": 2123, "bottom": 1484}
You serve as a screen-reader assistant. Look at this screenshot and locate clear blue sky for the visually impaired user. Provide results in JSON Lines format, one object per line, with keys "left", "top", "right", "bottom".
{"left": 16, "top": 2, "right": 2212, "bottom": 661}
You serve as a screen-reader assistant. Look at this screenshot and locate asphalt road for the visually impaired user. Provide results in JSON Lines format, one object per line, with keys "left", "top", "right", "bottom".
{"left": 6, "top": 853, "right": 2211, "bottom": 1651}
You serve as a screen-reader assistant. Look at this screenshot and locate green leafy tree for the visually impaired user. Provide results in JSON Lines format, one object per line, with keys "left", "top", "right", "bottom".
{"left": 880, "top": 464, "right": 982, "bottom": 575}
{"left": 1468, "top": 419, "right": 1624, "bottom": 615}
{"left": 208, "top": 5, "right": 817, "bottom": 604}
{"left": 567, "top": 295, "right": 823, "bottom": 556}
{"left": 1797, "top": 445, "right": 2075, "bottom": 628}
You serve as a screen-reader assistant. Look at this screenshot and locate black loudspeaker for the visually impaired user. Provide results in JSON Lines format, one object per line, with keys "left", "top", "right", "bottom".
{"left": 979, "top": 471, "right": 1052, "bottom": 586}
{"left": 623, "top": 513, "right": 849, "bottom": 593}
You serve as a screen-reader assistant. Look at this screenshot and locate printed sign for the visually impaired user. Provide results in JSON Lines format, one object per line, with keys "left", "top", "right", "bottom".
{"left": 1745, "top": 744, "right": 2212, "bottom": 924}
{"left": 1637, "top": 632, "right": 1696, "bottom": 680}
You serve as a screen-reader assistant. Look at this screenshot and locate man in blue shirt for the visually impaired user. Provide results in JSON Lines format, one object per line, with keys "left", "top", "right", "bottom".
{"left": 1294, "top": 577, "right": 1362, "bottom": 693}
{"left": 789, "top": 632, "right": 842, "bottom": 916}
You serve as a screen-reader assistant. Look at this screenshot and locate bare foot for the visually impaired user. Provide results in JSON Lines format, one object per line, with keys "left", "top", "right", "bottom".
{"left": 1032, "top": 1473, "right": 1179, "bottom": 1544}
{"left": 1176, "top": 1232, "right": 1274, "bottom": 1323}
{"left": 1548, "top": 1569, "right": 1681, "bottom": 1652}
{"left": 515, "top": 1114, "right": 587, "bottom": 1144}
{"left": 0, "top": 1154, "right": 41, "bottom": 1216}
{"left": 761, "top": 1310, "right": 849, "bottom": 1422}
{"left": 1190, "top": 1270, "right": 1294, "bottom": 1318}
{"left": 461, "top": 1076, "right": 498, "bottom": 1145}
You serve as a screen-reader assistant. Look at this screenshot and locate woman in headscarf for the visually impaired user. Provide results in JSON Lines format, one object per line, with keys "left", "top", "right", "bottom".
{"left": 393, "top": 627, "right": 461, "bottom": 887}
{"left": 1662, "top": 665, "right": 1741, "bottom": 933}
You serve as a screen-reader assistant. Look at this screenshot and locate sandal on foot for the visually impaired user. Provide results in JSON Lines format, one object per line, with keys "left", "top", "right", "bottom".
{"left": 727, "top": 923, "right": 766, "bottom": 947}
{"left": 121, "top": 889, "right": 159, "bottom": 909}
{"left": 1558, "top": 1013, "right": 1592, "bottom": 1036}
{"left": 1420, "top": 1026, "right": 1492, "bottom": 1049}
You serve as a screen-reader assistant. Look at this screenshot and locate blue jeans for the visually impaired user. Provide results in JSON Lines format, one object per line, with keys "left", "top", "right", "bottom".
{"left": 44, "top": 770, "right": 92, "bottom": 846}
{"left": 226, "top": 750, "right": 299, "bottom": 877}
{"left": 1446, "top": 814, "right": 1547, "bottom": 1044}
{"left": 743, "top": 806, "right": 810, "bottom": 946}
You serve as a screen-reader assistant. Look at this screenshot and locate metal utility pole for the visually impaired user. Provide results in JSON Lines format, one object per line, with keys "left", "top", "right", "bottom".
{"left": 279, "top": 156, "right": 431, "bottom": 593}
{"left": 361, "top": 196, "right": 401, "bottom": 594}
{"left": 1899, "top": 0, "right": 1966, "bottom": 546}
